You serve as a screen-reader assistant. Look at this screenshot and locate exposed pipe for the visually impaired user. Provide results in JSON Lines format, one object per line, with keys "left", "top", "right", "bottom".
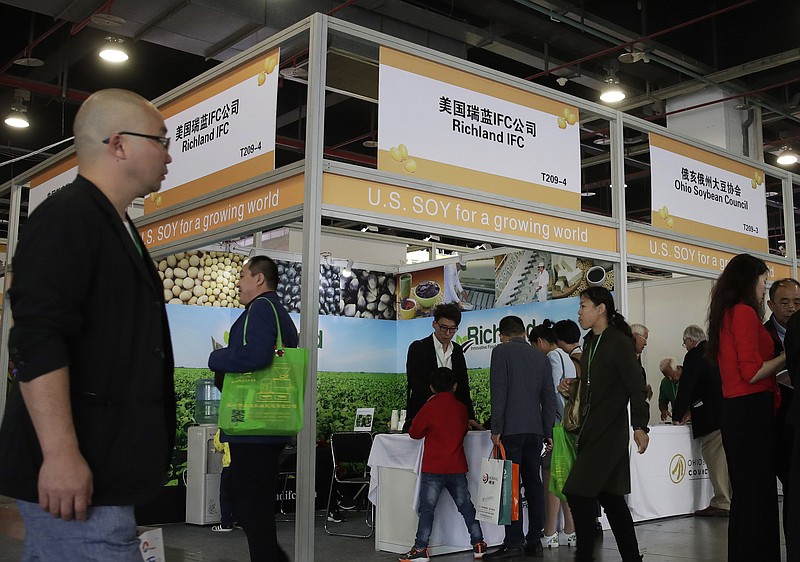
{"left": 525, "top": 0, "right": 755, "bottom": 81}
{"left": 0, "top": 74, "right": 90, "bottom": 103}
{"left": 70, "top": 0, "right": 116, "bottom": 35}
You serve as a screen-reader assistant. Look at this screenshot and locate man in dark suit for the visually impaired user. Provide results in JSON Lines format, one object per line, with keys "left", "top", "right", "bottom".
{"left": 404, "top": 303, "right": 482, "bottom": 431}
{"left": 0, "top": 89, "right": 175, "bottom": 560}
{"left": 672, "top": 325, "right": 730, "bottom": 517}
{"left": 485, "top": 315, "right": 555, "bottom": 560}
{"left": 764, "top": 277, "right": 800, "bottom": 539}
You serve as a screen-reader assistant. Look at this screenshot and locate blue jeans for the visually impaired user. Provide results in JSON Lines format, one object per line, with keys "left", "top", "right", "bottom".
{"left": 415, "top": 472, "right": 483, "bottom": 548}
{"left": 502, "top": 433, "right": 544, "bottom": 548}
{"left": 17, "top": 500, "right": 141, "bottom": 562}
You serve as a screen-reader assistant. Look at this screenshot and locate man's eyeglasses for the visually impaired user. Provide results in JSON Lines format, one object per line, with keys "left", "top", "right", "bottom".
{"left": 103, "top": 131, "right": 171, "bottom": 150}
{"left": 634, "top": 333, "right": 648, "bottom": 342}
{"left": 436, "top": 322, "right": 458, "bottom": 334}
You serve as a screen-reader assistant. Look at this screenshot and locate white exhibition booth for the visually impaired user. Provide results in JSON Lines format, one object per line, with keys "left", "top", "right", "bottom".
{"left": 368, "top": 425, "right": 711, "bottom": 555}
{"left": 1, "top": 11, "right": 797, "bottom": 562}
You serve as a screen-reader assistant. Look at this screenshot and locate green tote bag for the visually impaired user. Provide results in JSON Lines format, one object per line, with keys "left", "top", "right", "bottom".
{"left": 218, "top": 298, "right": 308, "bottom": 436}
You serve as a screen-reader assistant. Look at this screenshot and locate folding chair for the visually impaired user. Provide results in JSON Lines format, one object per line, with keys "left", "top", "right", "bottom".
{"left": 324, "top": 431, "right": 374, "bottom": 538}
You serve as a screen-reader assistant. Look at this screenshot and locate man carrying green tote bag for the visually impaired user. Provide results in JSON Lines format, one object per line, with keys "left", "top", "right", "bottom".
{"left": 209, "top": 255, "right": 303, "bottom": 562}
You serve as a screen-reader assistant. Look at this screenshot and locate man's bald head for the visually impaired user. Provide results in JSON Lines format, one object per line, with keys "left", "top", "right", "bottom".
{"left": 73, "top": 89, "right": 171, "bottom": 214}
{"left": 74, "top": 89, "right": 160, "bottom": 160}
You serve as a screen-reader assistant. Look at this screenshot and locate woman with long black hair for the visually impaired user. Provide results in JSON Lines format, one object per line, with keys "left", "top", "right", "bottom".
{"left": 707, "top": 253, "right": 784, "bottom": 561}
{"left": 561, "top": 287, "right": 649, "bottom": 562}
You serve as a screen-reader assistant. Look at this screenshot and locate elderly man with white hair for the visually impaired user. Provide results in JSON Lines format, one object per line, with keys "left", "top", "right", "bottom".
{"left": 672, "top": 325, "right": 731, "bottom": 517}
{"left": 658, "top": 357, "right": 682, "bottom": 422}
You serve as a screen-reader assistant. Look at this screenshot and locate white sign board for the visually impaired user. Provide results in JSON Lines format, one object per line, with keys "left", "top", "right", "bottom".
{"left": 378, "top": 48, "right": 582, "bottom": 210}
{"left": 649, "top": 133, "right": 767, "bottom": 252}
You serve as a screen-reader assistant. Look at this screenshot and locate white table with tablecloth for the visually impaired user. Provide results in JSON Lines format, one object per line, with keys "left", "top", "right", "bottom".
{"left": 627, "top": 424, "right": 713, "bottom": 521}
{"left": 367, "top": 431, "right": 516, "bottom": 555}
{"left": 368, "top": 425, "right": 713, "bottom": 554}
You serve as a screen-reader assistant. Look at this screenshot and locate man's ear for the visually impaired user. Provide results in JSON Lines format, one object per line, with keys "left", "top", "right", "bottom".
{"left": 452, "top": 382, "right": 458, "bottom": 392}
{"left": 255, "top": 272, "right": 266, "bottom": 287}
{"left": 105, "top": 134, "right": 127, "bottom": 159}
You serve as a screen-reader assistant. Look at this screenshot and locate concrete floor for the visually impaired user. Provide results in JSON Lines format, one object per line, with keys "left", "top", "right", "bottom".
{"left": 0, "top": 494, "right": 763, "bottom": 561}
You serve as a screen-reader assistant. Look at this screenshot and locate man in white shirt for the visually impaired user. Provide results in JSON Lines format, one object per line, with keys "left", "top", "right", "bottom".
{"left": 403, "top": 304, "right": 482, "bottom": 431}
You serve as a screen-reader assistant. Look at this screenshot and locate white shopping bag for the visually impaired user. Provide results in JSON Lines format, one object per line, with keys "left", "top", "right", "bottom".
{"left": 475, "top": 450, "right": 506, "bottom": 524}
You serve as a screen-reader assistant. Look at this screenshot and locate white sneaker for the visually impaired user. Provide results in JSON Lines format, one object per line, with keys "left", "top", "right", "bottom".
{"left": 541, "top": 532, "right": 559, "bottom": 548}
{"left": 559, "top": 531, "right": 577, "bottom": 547}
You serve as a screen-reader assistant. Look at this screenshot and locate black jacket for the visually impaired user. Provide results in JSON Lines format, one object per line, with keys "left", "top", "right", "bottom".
{"left": 404, "top": 334, "right": 475, "bottom": 430}
{"left": 0, "top": 176, "right": 175, "bottom": 505}
{"left": 672, "top": 340, "right": 723, "bottom": 438}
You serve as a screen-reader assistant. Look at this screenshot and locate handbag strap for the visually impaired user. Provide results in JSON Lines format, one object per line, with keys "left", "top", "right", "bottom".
{"left": 243, "top": 296, "right": 285, "bottom": 350}
{"left": 490, "top": 442, "right": 507, "bottom": 460}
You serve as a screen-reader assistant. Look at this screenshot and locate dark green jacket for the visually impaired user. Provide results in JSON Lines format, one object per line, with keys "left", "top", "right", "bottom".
{"left": 563, "top": 324, "right": 648, "bottom": 497}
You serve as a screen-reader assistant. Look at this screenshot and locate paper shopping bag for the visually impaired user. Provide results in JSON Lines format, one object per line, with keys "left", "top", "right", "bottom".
{"left": 476, "top": 444, "right": 508, "bottom": 524}
{"left": 510, "top": 460, "right": 520, "bottom": 521}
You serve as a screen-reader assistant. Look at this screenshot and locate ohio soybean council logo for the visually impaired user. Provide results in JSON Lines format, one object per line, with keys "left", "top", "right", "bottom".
{"left": 669, "top": 454, "right": 686, "bottom": 484}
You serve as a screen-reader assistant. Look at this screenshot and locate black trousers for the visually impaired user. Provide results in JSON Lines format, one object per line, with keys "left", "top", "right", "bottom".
{"left": 721, "top": 392, "right": 780, "bottom": 562}
{"left": 567, "top": 493, "right": 640, "bottom": 562}
{"left": 228, "top": 442, "right": 289, "bottom": 562}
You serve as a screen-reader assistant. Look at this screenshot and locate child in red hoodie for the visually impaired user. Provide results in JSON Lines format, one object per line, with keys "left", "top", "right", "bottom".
{"left": 400, "top": 367, "right": 487, "bottom": 562}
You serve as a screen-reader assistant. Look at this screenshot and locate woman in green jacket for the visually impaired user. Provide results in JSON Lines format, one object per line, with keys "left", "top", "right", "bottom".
{"left": 561, "top": 287, "right": 650, "bottom": 561}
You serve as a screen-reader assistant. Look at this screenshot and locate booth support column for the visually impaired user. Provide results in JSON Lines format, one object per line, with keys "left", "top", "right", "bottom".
{"left": 611, "top": 111, "right": 629, "bottom": 317}
{"left": 295, "top": 13, "right": 327, "bottom": 562}
{"left": 783, "top": 174, "right": 797, "bottom": 277}
{"left": 0, "top": 180, "right": 21, "bottom": 419}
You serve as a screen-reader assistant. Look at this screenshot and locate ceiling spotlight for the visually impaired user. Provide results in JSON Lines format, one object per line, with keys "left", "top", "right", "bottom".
{"left": 776, "top": 146, "right": 797, "bottom": 166}
{"left": 581, "top": 191, "right": 597, "bottom": 197}
{"left": 99, "top": 37, "right": 128, "bottom": 63}
{"left": 360, "top": 225, "right": 378, "bottom": 233}
{"left": 423, "top": 234, "right": 440, "bottom": 242}
{"left": 362, "top": 137, "right": 378, "bottom": 148}
{"left": 556, "top": 76, "right": 568, "bottom": 86}
{"left": 5, "top": 89, "right": 30, "bottom": 128}
{"left": 600, "top": 69, "right": 625, "bottom": 103}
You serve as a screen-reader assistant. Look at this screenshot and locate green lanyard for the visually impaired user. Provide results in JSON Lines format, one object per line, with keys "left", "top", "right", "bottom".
{"left": 586, "top": 331, "right": 604, "bottom": 385}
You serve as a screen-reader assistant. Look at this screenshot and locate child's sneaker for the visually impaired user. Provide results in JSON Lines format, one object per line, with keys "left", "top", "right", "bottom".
{"left": 473, "top": 540, "right": 488, "bottom": 558}
{"left": 211, "top": 524, "right": 234, "bottom": 532}
{"left": 541, "top": 532, "right": 559, "bottom": 548}
{"left": 559, "top": 531, "right": 577, "bottom": 547}
{"left": 399, "top": 546, "right": 430, "bottom": 562}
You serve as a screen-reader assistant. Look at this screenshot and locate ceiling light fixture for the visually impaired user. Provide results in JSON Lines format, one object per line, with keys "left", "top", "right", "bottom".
{"left": 4, "top": 89, "right": 30, "bottom": 128}
{"left": 360, "top": 225, "right": 378, "bottom": 233}
{"left": 776, "top": 146, "right": 797, "bottom": 166}
{"left": 423, "top": 234, "right": 440, "bottom": 242}
{"left": 617, "top": 42, "right": 650, "bottom": 64}
{"left": 600, "top": 69, "right": 625, "bottom": 103}
{"left": 581, "top": 191, "right": 597, "bottom": 197}
{"left": 99, "top": 37, "right": 128, "bottom": 63}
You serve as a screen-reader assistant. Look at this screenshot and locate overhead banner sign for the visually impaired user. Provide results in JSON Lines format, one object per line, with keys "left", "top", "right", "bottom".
{"left": 28, "top": 157, "right": 77, "bottom": 213}
{"left": 137, "top": 174, "right": 303, "bottom": 252}
{"left": 649, "top": 133, "right": 767, "bottom": 252}
{"left": 322, "top": 174, "right": 616, "bottom": 253}
{"left": 378, "top": 47, "right": 581, "bottom": 211}
{"left": 627, "top": 231, "right": 790, "bottom": 280}
{"left": 143, "top": 48, "right": 281, "bottom": 214}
